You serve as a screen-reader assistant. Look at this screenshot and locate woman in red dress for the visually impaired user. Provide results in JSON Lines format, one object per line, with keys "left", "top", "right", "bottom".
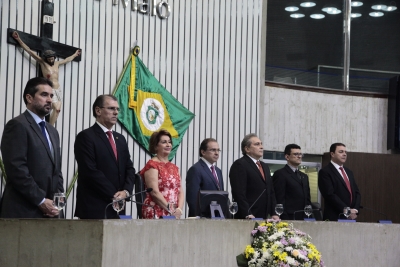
{"left": 140, "top": 129, "right": 184, "bottom": 219}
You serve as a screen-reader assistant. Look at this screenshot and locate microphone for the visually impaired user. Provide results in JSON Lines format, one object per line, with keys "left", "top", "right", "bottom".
{"left": 247, "top": 189, "right": 266, "bottom": 218}
{"left": 359, "top": 205, "right": 389, "bottom": 220}
{"left": 104, "top": 188, "right": 153, "bottom": 219}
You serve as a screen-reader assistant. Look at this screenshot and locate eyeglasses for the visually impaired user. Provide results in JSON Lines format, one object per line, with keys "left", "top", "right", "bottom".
{"left": 292, "top": 153, "right": 303, "bottom": 157}
{"left": 100, "top": 107, "right": 120, "bottom": 112}
{"left": 207, "top": 149, "right": 222, "bottom": 153}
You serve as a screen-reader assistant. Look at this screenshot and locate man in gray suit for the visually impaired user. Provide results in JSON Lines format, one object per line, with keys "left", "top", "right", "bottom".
{"left": 0, "top": 77, "right": 63, "bottom": 218}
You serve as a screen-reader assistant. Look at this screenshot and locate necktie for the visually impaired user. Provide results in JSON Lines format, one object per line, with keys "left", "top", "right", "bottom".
{"left": 38, "top": 121, "right": 50, "bottom": 149}
{"left": 210, "top": 165, "right": 220, "bottom": 190}
{"left": 256, "top": 161, "right": 265, "bottom": 180}
{"left": 106, "top": 131, "right": 118, "bottom": 160}
{"left": 339, "top": 167, "right": 352, "bottom": 203}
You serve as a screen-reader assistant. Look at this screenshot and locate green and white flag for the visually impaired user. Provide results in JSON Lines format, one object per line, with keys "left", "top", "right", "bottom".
{"left": 113, "top": 47, "right": 194, "bottom": 160}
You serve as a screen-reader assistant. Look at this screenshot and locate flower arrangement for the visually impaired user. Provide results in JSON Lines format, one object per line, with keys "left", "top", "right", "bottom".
{"left": 236, "top": 220, "right": 325, "bottom": 267}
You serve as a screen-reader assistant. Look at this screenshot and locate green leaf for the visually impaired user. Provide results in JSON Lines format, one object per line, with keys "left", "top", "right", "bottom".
{"left": 236, "top": 254, "right": 248, "bottom": 267}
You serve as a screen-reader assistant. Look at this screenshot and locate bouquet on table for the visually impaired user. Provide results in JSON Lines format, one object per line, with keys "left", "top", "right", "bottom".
{"left": 237, "top": 220, "right": 325, "bottom": 267}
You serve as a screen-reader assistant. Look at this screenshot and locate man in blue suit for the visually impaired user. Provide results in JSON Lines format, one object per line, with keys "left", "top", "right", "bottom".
{"left": 186, "top": 138, "right": 224, "bottom": 217}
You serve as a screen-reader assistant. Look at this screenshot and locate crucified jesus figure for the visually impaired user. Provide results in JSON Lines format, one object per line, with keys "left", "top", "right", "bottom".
{"left": 13, "top": 31, "right": 81, "bottom": 125}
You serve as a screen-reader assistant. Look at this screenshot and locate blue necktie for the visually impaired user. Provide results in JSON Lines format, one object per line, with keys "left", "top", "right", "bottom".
{"left": 38, "top": 121, "right": 50, "bottom": 149}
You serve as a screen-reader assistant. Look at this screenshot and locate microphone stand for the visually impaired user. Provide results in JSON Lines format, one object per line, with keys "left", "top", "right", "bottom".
{"left": 104, "top": 188, "right": 153, "bottom": 219}
{"left": 247, "top": 189, "right": 266, "bottom": 218}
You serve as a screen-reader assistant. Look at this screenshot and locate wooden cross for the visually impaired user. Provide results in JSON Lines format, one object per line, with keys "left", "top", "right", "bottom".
{"left": 7, "top": 0, "right": 81, "bottom": 66}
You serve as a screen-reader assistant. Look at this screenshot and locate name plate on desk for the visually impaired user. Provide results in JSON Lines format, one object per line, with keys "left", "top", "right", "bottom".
{"left": 338, "top": 219, "right": 356, "bottom": 222}
{"left": 161, "top": 216, "right": 175, "bottom": 220}
{"left": 304, "top": 218, "right": 316, "bottom": 221}
{"left": 119, "top": 215, "right": 132, "bottom": 219}
{"left": 379, "top": 220, "right": 392, "bottom": 224}
{"left": 251, "top": 218, "right": 264, "bottom": 221}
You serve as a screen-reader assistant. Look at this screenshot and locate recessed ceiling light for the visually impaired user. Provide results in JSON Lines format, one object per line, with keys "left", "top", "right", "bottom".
{"left": 300, "top": 2, "right": 316, "bottom": 7}
{"left": 371, "top": 4, "right": 387, "bottom": 10}
{"left": 290, "top": 13, "right": 305, "bottom": 18}
{"left": 351, "top": 13, "right": 362, "bottom": 17}
{"left": 310, "top": 13, "right": 325, "bottom": 19}
{"left": 327, "top": 9, "right": 342, "bottom": 14}
{"left": 382, "top": 4, "right": 397, "bottom": 11}
{"left": 369, "top": 11, "right": 384, "bottom": 16}
{"left": 322, "top": 7, "right": 337, "bottom": 12}
{"left": 351, "top": 1, "right": 363, "bottom": 7}
{"left": 285, "top": 6, "right": 299, "bottom": 12}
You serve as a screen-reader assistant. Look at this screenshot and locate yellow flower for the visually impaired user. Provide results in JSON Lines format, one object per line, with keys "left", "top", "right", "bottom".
{"left": 245, "top": 245, "right": 255, "bottom": 259}
{"left": 278, "top": 252, "right": 288, "bottom": 261}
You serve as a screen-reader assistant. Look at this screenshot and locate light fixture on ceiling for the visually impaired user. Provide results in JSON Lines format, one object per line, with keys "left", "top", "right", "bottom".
{"left": 322, "top": 4, "right": 337, "bottom": 13}
{"left": 351, "top": 1, "right": 364, "bottom": 7}
{"left": 327, "top": 9, "right": 342, "bottom": 14}
{"left": 382, "top": 1, "right": 397, "bottom": 11}
{"left": 351, "top": 13, "right": 362, "bottom": 17}
{"left": 369, "top": 11, "right": 385, "bottom": 16}
{"left": 285, "top": 5, "right": 299, "bottom": 12}
{"left": 371, "top": 4, "right": 387, "bottom": 10}
{"left": 300, "top": 2, "right": 316, "bottom": 7}
{"left": 290, "top": 13, "right": 305, "bottom": 18}
{"left": 310, "top": 13, "right": 325, "bottom": 19}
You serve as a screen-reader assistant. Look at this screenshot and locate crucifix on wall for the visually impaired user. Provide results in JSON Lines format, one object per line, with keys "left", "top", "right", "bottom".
{"left": 7, "top": 0, "right": 81, "bottom": 126}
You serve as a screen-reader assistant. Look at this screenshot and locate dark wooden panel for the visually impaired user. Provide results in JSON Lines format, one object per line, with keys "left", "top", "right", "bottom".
{"left": 321, "top": 152, "right": 400, "bottom": 223}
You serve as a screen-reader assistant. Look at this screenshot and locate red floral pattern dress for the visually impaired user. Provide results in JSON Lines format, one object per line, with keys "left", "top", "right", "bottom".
{"left": 140, "top": 159, "right": 181, "bottom": 219}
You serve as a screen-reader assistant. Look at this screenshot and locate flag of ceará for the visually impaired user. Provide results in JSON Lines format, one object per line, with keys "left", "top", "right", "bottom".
{"left": 113, "top": 47, "right": 194, "bottom": 160}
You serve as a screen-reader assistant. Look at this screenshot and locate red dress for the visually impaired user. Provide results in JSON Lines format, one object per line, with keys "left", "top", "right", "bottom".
{"left": 140, "top": 159, "right": 181, "bottom": 219}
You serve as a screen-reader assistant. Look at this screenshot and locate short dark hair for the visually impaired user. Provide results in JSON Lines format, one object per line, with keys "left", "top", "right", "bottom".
{"left": 284, "top": 144, "right": 301, "bottom": 155}
{"left": 241, "top": 133, "right": 258, "bottom": 155}
{"left": 329, "top": 143, "right": 346, "bottom": 155}
{"left": 149, "top": 129, "right": 173, "bottom": 154}
{"left": 92, "top": 94, "right": 118, "bottom": 118}
{"left": 23, "top": 77, "right": 53, "bottom": 105}
{"left": 199, "top": 138, "right": 218, "bottom": 157}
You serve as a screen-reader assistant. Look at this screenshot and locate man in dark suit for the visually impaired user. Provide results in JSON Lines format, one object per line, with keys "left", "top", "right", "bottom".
{"left": 186, "top": 138, "right": 224, "bottom": 217}
{"left": 0, "top": 77, "right": 63, "bottom": 218}
{"left": 273, "top": 144, "right": 312, "bottom": 220}
{"left": 318, "top": 143, "right": 361, "bottom": 221}
{"left": 74, "top": 95, "right": 135, "bottom": 219}
{"left": 229, "top": 133, "right": 279, "bottom": 220}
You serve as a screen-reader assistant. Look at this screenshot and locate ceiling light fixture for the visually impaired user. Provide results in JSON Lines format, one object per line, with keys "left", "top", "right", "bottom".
{"left": 327, "top": 9, "right": 342, "bottom": 14}
{"left": 285, "top": 6, "right": 299, "bottom": 12}
{"left": 300, "top": 2, "right": 316, "bottom": 7}
{"left": 322, "top": 5, "right": 337, "bottom": 12}
{"left": 310, "top": 13, "right": 325, "bottom": 19}
{"left": 351, "top": 13, "right": 362, "bottom": 17}
{"left": 290, "top": 13, "right": 305, "bottom": 18}
{"left": 382, "top": 1, "right": 397, "bottom": 11}
{"left": 351, "top": 1, "right": 364, "bottom": 7}
{"left": 371, "top": 4, "right": 387, "bottom": 10}
{"left": 369, "top": 11, "right": 385, "bottom": 16}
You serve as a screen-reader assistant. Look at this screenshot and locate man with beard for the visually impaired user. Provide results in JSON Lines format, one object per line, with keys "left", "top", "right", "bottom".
{"left": 12, "top": 31, "right": 81, "bottom": 126}
{"left": 0, "top": 77, "right": 64, "bottom": 218}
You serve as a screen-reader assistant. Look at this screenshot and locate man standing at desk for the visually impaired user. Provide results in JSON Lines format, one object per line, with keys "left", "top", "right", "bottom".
{"left": 229, "top": 133, "right": 279, "bottom": 220}
{"left": 74, "top": 95, "right": 135, "bottom": 219}
{"left": 0, "top": 77, "right": 63, "bottom": 218}
{"left": 186, "top": 138, "right": 224, "bottom": 217}
{"left": 318, "top": 143, "right": 361, "bottom": 221}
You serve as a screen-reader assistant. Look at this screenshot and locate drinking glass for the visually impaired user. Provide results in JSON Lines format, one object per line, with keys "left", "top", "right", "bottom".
{"left": 229, "top": 202, "right": 238, "bottom": 219}
{"left": 304, "top": 205, "right": 313, "bottom": 218}
{"left": 53, "top": 192, "right": 66, "bottom": 219}
{"left": 112, "top": 198, "right": 125, "bottom": 214}
{"left": 275, "top": 204, "right": 284, "bottom": 218}
{"left": 343, "top": 207, "right": 351, "bottom": 219}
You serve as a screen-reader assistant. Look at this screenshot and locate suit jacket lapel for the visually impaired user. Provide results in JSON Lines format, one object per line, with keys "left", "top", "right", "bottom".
{"left": 285, "top": 165, "right": 302, "bottom": 185}
{"left": 244, "top": 156, "right": 265, "bottom": 182}
{"left": 199, "top": 160, "right": 220, "bottom": 190}
{"left": 93, "top": 124, "right": 118, "bottom": 165}
{"left": 329, "top": 163, "right": 348, "bottom": 189}
{"left": 24, "top": 111, "right": 55, "bottom": 165}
